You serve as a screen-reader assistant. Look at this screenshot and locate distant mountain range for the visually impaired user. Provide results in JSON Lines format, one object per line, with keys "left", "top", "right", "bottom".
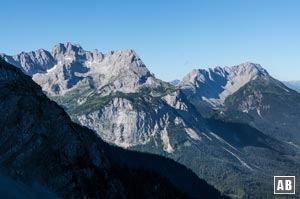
{"left": 283, "top": 80, "right": 300, "bottom": 92}
{"left": 2, "top": 42, "right": 300, "bottom": 199}
{"left": 169, "top": 79, "right": 180, "bottom": 86}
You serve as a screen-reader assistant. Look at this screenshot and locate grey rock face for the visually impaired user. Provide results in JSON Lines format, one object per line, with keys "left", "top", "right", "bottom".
{"left": 78, "top": 97, "right": 154, "bottom": 148}
{"left": 77, "top": 95, "right": 196, "bottom": 153}
{"left": 1, "top": 42, "right": 158, "bottom": 96}
{"left": 179, "top": 62, "right": 269, "bottom": 107}
{"left": 0, "top": 49, "right": 56, "bottom": 75}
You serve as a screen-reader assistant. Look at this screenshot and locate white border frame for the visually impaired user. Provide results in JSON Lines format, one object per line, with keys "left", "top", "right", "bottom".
{"left": 274, "top": 176, "right": 295, "bottom": 195}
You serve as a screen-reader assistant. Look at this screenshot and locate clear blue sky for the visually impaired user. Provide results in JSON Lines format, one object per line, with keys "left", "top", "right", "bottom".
{"left": 1, "top": 0, "right": 300, "bottom": 81}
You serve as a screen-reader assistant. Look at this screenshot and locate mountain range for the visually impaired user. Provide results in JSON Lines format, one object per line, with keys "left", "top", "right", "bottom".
{"left": 2, "top": 42, "right": 300, "bottom": 199}
{"left": 0, "top": 57, "right": 229, "bottom": 198}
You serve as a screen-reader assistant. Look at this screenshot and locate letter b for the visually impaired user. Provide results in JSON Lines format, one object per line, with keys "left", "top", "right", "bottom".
{"left": 286, "top": 180, "right": 292, "bottom": 191}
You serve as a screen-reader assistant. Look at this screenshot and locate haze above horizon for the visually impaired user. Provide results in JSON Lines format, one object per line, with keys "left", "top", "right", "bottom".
{"left": 1, "top": 0, "right": 300, "bottom": 81}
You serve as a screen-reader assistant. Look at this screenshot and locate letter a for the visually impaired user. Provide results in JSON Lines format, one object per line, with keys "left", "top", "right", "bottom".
{"left": 277, "top": 180, "right": 284, "bottom": 191}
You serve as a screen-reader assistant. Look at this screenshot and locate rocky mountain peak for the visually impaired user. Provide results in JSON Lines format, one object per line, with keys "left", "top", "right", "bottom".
{"left": 179, "top": 62, "right": 270, "bottom": 106}
{"left": 225, "top": 62, "right": 269, "bottom": 77}
{"left": 183, "top": 62, "right": 268, "bottom": 85}
{"left": 51, "top": 42, "right": 83, "bottom": 53}
{"left": 51, "top": 42, "right": 88, "bottom": 62}
{"left": 103, "top": 49, "right": 142, "bottom": 65}
{"left": 92, "top": 48, "right": 104, "bottom": 62}
{"left": 0, "top": 49, "right": 56, "bottom": 76}
{"left": 1, "top": 43, "right": 159, "bottom": 95}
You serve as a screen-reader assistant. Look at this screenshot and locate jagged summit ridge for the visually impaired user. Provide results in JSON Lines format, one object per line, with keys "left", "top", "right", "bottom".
{"left": 0, "top": 48, "right": 56, "bottom": 75}
{"left": 179, "top": 62, "right": 269, "bottom": 106}
{"left": 2, "top": 42, "right": 147, "bottom": 74}
{"left": 180, "top": 62, "right": 268, "bottom": 86}
{"left": 0, "top": 42, "right": 158, "bottom": 95}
